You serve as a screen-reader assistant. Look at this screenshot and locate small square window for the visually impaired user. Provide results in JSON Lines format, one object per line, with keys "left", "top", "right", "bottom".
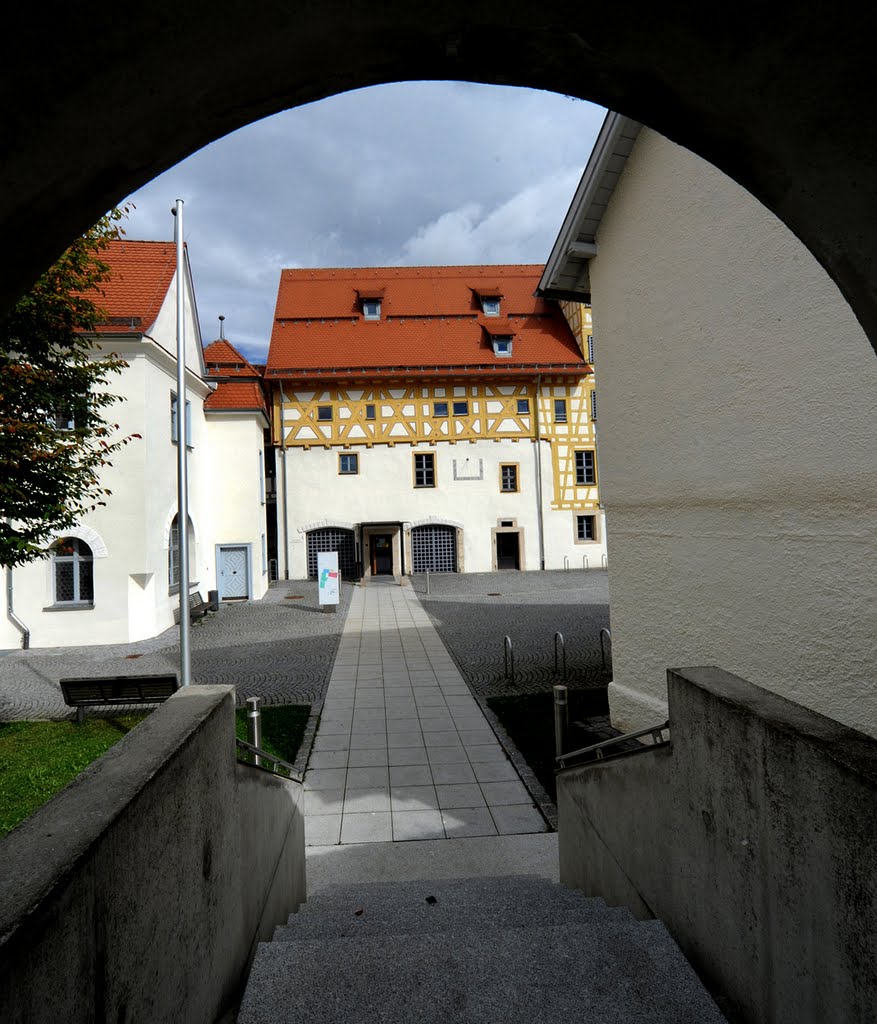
{"left": 317, "top": 405, "right": 333, "bottom": 421}
{"left": 587, "top": 335, "right": 594, "bottom": 363}
{"left": 414, "top": 453, "right": 435, "bottom": 488}
{"left": 554, "top": 398, "right": 567, "bottom": 424}
{"left": 516, "top": 398, "right": 529, "bottom": 414}
{"left": 339, "top": 453, "right": 359, "bottom": 475}
{"left": 575, "top": 450, "right": 596, "bottom": 486}
{"left": 500, "top": 464, "right": 518, "bottom": 492}
{"left": 492, "top": 338, "right": 513, "bottom": 357}
{"left": 576, "top": 514, "right": 596, "bottom": 541}
{"left": 452, "top": 401, "right": 469, "bottom": 416}
{"left": 482, "top": 297, "right": 500, "bottom": 316}
{"left": 433, "top": 401, "right": 449, "bottom": 417}
{"left": 363, "top": 300, "right": 381, "bottom": 320}
{"left": 365, "top": 404, "right": 376, "bottom": 420}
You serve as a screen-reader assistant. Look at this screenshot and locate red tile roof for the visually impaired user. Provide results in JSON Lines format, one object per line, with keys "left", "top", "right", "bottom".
{"left": 86, "top": 240, "right": 177, "bottom": 334}
{"left": 266, "top": 266, "right": 589, "bottom": 381}
{"left": 205, "top": 381, "right": 268, "bottom": 416}
{"left": 203, "top": 339, "right": 259, "bottom": 377}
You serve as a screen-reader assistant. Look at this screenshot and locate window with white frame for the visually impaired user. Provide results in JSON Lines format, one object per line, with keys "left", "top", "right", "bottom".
{"left": 574, "top": 450, "right": 596, "bottom": 486}
{"left": 481, "top": 296, "right": 501, "bottom": 316}
{"left": 53, "top": 538, "right": 94, "bottom": 604}
{"left": 170, "top": 393, "right": 192, "bottom": 446}
{"left": 492, "top": 336, "right": 513, "bottom": 357}
{"left": 363, "top": 299, "right": 381, "bottom": 320}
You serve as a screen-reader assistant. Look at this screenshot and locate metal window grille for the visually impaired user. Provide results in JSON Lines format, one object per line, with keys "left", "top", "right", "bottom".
{"left": 411, "top": 525, "right": 457, "bottom": 573}
{"left": 577, "top": 515, "right": 595, "bottom": 541}
{"left": 306, "top": 528, "right": 357, "bottom": 579}
{"left": 575, "top": 450, "right": 596, "bottom": 485}
{"left": 587, "top": 335, "right": 594, "bottom": 363}
{"left": 414, "top": 454, "right": 435, "bottom": 487}
{"left": 555, "top": 399, "right": 567, "bottom": 423}
{"left": 501, "top": 465, "right": 518, "bottom": 491}
{"left": 591, "top": 390, "right": 597, "bottom": 420}
{"left": 53, "top": 538, "right": 94, "bottom": 603}
{"left": 169, "top": 516, "right": 180, "bottom": 587}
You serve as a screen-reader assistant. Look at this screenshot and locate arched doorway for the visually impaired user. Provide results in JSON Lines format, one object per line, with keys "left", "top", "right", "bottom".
{"left": 3, "top": 8, "right": 877, "bottom": 356}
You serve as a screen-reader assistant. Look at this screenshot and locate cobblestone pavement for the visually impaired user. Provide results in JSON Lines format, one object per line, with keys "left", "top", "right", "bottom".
{"left": 0, "top": 580, "right": 352, "bottom": 721}
{"left": 411, "top": 570, "right": 610, "bottom": 699}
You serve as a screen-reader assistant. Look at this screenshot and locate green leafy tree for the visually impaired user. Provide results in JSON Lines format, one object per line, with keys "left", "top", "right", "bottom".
{"left": 0, "top": 208, "right": 140, "bottom": 567}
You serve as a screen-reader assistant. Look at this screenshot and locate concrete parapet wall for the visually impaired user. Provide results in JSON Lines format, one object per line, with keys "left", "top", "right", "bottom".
{"left": 0, "top": 686, "right": 305, "bottom": 1022}
{"left": 557, "top": 666, "right": 877, "bottom": 1024}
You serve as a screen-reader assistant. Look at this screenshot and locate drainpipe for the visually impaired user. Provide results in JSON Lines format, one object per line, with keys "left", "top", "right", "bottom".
{"left": 6, "top": 566, "right": 30, "bottom": 649}
{"left": 534, "top": 375, "right": 546, "bottom": 570}
{"left": 279, "top": 385, "right": 291, "bottom": 579}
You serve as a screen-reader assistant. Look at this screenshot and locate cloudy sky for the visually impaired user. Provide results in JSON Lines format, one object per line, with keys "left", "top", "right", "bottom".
{"left": 126, "top": 82, "right": 605, "bottom": 363}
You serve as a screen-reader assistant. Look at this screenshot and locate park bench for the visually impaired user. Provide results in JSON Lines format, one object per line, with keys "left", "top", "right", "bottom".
{"left": 173, "top": 590, "right": 218, "bottom": 625}
{"left": 59, "top": 674, "right": 180, "bottom": 724}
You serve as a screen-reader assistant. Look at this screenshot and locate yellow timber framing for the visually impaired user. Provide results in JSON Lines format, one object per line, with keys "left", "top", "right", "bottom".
{"left": 275, "top": 382, "right": 539, "bottom": 448}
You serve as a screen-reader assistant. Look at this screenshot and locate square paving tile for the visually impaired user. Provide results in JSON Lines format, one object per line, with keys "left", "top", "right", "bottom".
{"left": 423, "top": 730, "right": 462, "bottom": 747}
{"left": 312, "top": 734, "right": 351, "bottom": 752}
{"left": 343, "top": 788, "right": 391, "bottom": 813}
{"left": 457, "top": 729, "right": 495, "bottom": 746}
{"left": 389, "top": 764, "right": 433, "bottom": 786}
{"left": 340, "top": 812, "right": 392, "bottom": 844}
{"left": 441, "top": 807, "right": 497, "bottom": 839}
{"left": 435, "top": 783, "right": 486, "bottom": 809}
{"left": 431, "top": 762, "right": 476, "bottom": 785}
{"left": 305, "top": 788, "right": 345, "bottom": 815}
{"left": 345, "top": 766, "right": 389, "bottom": 789}
{"left": 392, "top": 810, "right": 445, "bottom": 841}
{"left": 347, "top": 748, "right": 390, "bottom": 768}
{"left": 390, "top": 784, "right": 439, "bottom": 812}
{"left": 465, "top": 744, "right": 507, "bottom": 763}
{"left": 414, "top": 694, "right": 447, "bottom": 707}
{"left": 387, "top": 729, "right": 423, "bottom": 747}
{"left": 317, "top": 718, "right": 352, "bottom": 734}
{"left": 388, "top": 746, "right": 429, "bottom": 766}
{"left": 472, "top": 761, "right": 519, "bottom": 783}
{"left": 354, "top": 694, "right": 386, "bottom": 708}
{"left": 306, "top": 815, "right": 342, "bottom": 846}
{"left": 480, "top": 780, "right": 531, "bottom": 806}
{"left": 427, "top": 745, "right": 468, "bottom": 765}
{"left": 305, "top": 768, "right": 347, "bottom": 791}
{"left": 308, "top": 750, "right": 348, "bottom": 770}
{"left": 349, "top": 732, "right": 387, "bottom": 750}
{"left": 490, "top": 804, "right": 547, "bottom": 835}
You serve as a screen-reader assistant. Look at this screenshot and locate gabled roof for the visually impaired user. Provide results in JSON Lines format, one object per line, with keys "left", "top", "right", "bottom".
{"left": 537, "top": 112, "right": 642, "bottom": 301}
{"left": 203, "top": 337, "right": 268, "bottom": 416}
{"left": 266, "top": 265, "right": 588, "bottom": 381}
{"left": 88, "top": 240, "right": 177, "bottom": 333}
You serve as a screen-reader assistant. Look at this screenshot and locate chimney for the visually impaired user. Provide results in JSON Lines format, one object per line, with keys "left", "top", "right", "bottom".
{"left": 218, "top": 314, "right": 225, "bottom": 340}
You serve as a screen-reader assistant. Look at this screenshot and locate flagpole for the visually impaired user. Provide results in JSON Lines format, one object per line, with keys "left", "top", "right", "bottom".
{"left": 173, "top": 199, "right": 192, "bottom": 687}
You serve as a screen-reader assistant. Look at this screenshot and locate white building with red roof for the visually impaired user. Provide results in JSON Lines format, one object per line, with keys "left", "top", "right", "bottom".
{"left": 2, "top": 241, "right": 270, "bottom": 648}
{"left": 266, "top": 264, "right": 605, "bottom": 579}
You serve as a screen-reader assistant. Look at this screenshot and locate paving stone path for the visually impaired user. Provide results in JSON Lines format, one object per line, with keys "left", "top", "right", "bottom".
{"left": 0, "top": 581, "right": 351, "bottom": 721}
{"left": 412, "top": 569, "right": 610, "bottom": 698}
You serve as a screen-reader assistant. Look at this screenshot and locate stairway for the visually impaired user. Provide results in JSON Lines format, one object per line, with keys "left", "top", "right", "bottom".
{"left": 237, "top": 875, "right": 726, "bottom": 1023}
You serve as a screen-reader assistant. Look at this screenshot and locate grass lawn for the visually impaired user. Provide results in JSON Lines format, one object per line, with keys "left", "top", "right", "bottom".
{"left": 0, "top": 715, "right": 147, "bottom": 837}
{"left": 234, "top": 704, "right": 310, "bottom": 765}
{"left": 487, "top": 688, "right": 609, "bottom": 802}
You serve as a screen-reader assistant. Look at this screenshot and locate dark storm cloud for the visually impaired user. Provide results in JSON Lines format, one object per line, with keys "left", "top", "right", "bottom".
{"left": 126, "top": 82, "right": 604, "bottom": 362}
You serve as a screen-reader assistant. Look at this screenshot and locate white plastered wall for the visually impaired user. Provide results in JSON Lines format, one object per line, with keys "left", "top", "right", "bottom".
{"left": 277, "top": 438, "right": 603, "bottom": 579}
{"left": 591, "top": 128, "right": 877, "bottom": 737}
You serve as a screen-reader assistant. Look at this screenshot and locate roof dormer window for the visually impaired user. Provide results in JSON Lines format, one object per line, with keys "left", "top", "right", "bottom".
{"left": 492, "top": 337, "right": 513, "bottom": 357}
{"left": 473, "top": 285, "right": 503, "bottom": 316}
{"left": 363, "top": 299, "right": 381, "bottom": 320}
{"left": 482, "top": 297, "right": 501, "bottom": 316}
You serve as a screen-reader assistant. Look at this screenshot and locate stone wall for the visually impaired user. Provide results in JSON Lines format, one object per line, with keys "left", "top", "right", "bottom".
{"left": 0, "top": 686, "right": 306, "bottom": 1022}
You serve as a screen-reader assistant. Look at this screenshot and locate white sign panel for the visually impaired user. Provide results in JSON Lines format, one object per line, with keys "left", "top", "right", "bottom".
{"left": 317, "top": 551, "right": 340, "bottom": 606}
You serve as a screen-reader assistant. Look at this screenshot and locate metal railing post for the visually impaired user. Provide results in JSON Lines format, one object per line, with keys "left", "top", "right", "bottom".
{"left": 582, "top": 555, "right": 588, "bottom": 570}
{"left": 563, "top": 555, "right": 569, "bottom": 571}
{"left": 426, "top": 571, "right": 430, "bottom": 595}
{"left": 503, "top": 636, "right": 514, "bottom": 684}
{"left": 601, "top": 553, "right": 608, "bottom": 569}
{"left": 246, "top": 696, "right": 262, "bottom": 767}
{"left": 554, "top": 631, "right": 567, "bottom": 683}
{"left": 600, "top": 627, "right": 612, "bottom": 672}
{"left": 554, "top": 684, "right": 569, "bottom": 759}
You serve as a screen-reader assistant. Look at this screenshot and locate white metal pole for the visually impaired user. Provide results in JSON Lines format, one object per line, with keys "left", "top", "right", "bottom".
{"left": 173, "top": 199, "right": 192, "bottom": 687}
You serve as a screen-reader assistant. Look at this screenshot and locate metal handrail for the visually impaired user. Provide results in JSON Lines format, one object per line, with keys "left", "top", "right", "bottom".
{"left": 554, "top": 631, "right": 567, "bottom": 682}
{"left": 556, "top": 720, "right": 671, "bottom": 769}
{"left": 582, "top": 555, "right": 589, "bottom": 570}
{"left": 236, "top": 738, "right": 304, "bottom": 782}
{"left": 563, "top": 555, "right": 570, "bottom": 571}
{"left": 599, "top": 627, "right": 612, "bottom": 671}
{"left": 504, "top": 635, "right": 515, "bottom": 684}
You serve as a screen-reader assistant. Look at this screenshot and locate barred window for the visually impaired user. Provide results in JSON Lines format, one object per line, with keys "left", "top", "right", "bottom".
{"left": 53, "top": 538, "right": 94, "bottom": 604}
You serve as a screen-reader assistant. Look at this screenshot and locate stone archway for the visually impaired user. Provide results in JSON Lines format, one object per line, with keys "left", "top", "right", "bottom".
{"left": 2, "top": 4, "right": 877, "bottom": 357}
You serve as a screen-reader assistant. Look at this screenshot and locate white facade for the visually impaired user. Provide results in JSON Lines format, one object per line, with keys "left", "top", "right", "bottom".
{"left": 585, "top": 128, "right": 877, "bottom": 737}
{"left": 2, "top": 258, "right": 269, "bottom": 649}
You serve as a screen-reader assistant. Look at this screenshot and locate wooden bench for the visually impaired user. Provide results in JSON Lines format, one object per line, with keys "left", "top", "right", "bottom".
{"left": 173, "top": 590, "right": 217, "bottom": 625}
{"left": 59, "top": 674, "right": 180, "bottom": 723}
